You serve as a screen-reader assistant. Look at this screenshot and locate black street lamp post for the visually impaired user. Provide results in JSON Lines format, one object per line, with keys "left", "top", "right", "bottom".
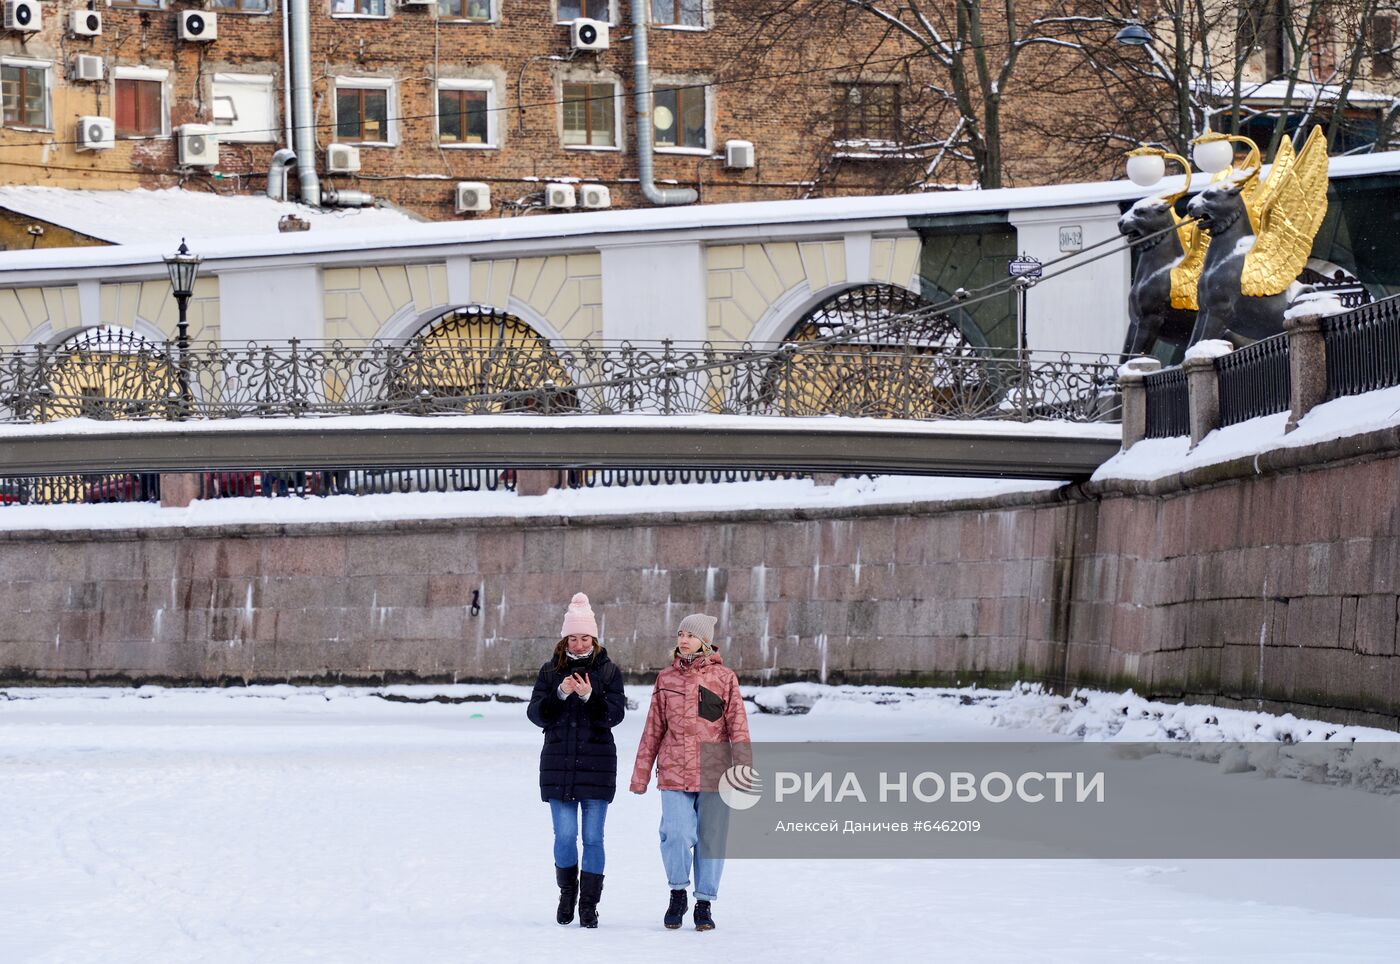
{"left": 163, "top": 239, "right": 202, "bottom": 418}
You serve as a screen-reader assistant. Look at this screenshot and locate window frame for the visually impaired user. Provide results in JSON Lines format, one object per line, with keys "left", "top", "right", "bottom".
{"left": 831, "top": 81, "right": 902, "bottom": 146}
{"left": 560, "top": 79, "right": 621, "bottom": 150}
{"left": 210, "top": 72, "right": 278, "bottom": 144}
{"left": 651, "top": 0, "right": 705, "bottom": 30}
{"left": 556, "top": 0, "right": 614, "bottom": 25}
{"left": 438, "top": 0, "right": 495, "bottom": 20}
{"left": 436, "top": 79, "right": 498, "bottom": 149}
{"left": 333, "top": 77, "right": 397, "bottom": 146}
{"left": 112, "top": 66, "right": 169, "bottom": 139}
{"left": 652, "top": 82, "right": 709, "bottom": 154}
{"left": 209, "top": 0, "right": 273, "bottom": 13}
{"left": 1, "top": 58, "right": 52, "bottom": 133}
{"left": 108, "top": 0, "right": 166, "bottom": 9}
{"left": 330, "top": 0, "right": 390, "bottom": 19}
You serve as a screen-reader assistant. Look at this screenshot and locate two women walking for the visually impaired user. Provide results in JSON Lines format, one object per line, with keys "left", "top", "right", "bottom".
{"left": 526, "top": 594, "right": 751, "bottom": 932}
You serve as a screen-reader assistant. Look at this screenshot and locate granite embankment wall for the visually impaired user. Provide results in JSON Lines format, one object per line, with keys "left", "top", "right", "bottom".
{"left": 2, "top": 434, "right": 1398, "bottom": 729}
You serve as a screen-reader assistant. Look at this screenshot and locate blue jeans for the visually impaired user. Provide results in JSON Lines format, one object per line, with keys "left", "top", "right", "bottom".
{"left": 659, "top": 790, "right": 729, "bottom": 901}
{"left": 549, "top": 798, "right": 608, "bottom": 874}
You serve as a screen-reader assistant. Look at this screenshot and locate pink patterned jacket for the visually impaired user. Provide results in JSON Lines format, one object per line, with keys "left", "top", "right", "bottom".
{"left": 630, "top": 649, "right": 752, "bottom": 793}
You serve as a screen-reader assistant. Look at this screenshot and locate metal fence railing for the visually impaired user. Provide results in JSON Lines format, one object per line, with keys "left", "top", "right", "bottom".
{"left": 0, "top": 466, "right": 863, "bottom": 508}
{"left": 1217, "top": 333, "right": 1291, "bottom": 427}
{"left": 1322, "top": 294, "right": 1400, "bottom": 400}
{"left": 1143, "top": 366, "right": 1190, "bottom": 438}
{"left": 0, "top": 338, "right": 1121, "bottom": 425}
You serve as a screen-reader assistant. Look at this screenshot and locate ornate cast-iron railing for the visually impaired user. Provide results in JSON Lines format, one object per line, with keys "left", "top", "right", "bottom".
{"left": 0, "top": 338, "right": 1121, "bottom": 425}
{"left": 1142, "top": 366, "right": 1189, "bottom": 439}
{"left": 1217, "top": 333, "right": 1291, "bottom": 427}
{"left": 1322, "top": 294, "right": 1400, "bottom": 401}
{"left": 0, "top": 466, "right": 850, "bottom": 508}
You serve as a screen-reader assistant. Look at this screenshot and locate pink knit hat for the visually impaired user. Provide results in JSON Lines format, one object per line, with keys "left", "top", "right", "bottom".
{"left": 561, "top": 592, "right": 599, "bottom": 639}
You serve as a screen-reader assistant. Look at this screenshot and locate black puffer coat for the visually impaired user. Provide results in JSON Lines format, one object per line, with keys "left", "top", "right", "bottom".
{"left": 526, "top": 646, "right": 627, "bottom": 803}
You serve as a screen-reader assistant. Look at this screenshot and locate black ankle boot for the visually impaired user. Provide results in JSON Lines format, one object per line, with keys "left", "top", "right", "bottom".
{"left": 555, "top": 865, "right": 579, "bottom": 925}
{"left": 664, "top": 888, "right": 688, "bottom": 929}
{"left": 578, "top": 871, "right": 604, "bottom": 928}
{"left": 693, "top": 899, "right": 715, "bottom": 931}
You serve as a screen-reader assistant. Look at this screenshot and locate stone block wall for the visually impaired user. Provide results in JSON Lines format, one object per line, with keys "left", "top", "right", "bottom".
{"left": 2, "top": 445, "right": 1398, "bottom": 729}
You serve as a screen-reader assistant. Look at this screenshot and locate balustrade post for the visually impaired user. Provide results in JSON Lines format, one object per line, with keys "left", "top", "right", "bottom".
{"left": 1116, "top": 356, "right": 1161, "bottom": 449}
{"left": 1183, "top": 341, "right": 1230, "bottom": 449}
{"left": 1284, "top": 312, "right": 1327, "bottom": 433}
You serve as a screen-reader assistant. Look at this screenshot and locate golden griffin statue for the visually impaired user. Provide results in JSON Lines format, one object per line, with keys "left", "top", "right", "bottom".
{"left": 1123, "top": 126, "right": 1331, "bottom": 352}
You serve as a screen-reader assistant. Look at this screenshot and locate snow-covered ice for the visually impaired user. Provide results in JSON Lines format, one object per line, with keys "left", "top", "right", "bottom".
{"left": 2, "top": 682, "right": 1397, "bottom": 962}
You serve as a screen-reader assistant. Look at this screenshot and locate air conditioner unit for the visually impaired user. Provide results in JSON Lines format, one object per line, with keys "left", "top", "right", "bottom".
{"left": 76, "top": 116, "right": 115, "bottom": 152}
{"left": 70, "top": 55, "right": 105, "bottom": 83}
{"left": 179, "top": 10, "right": 216, "bottom": 42}
{"left": 4, "top": 0, "right": 41, "bottom": 32}
{"left": 546, "top": 183, "right": 577, "bottom": 209}
{"left": 177, "top": 124, "right": 219, "bottom": 167}
{"left": 570, "top": 18, "right": 609, "bottom": 51}
{"left": 455, "top": 182, "right": 491, "bottom": 214}
{"left": 326, "top": 143, "right": 361, "bottom": 174}
{"left": 69, "top": 9, "right": 102, "bottom": 36}
{"left": 578, "top": 184, "right": 611, "bottom": 209}
{"left": 725, "top": 139, "right": 755, "bottom": 170}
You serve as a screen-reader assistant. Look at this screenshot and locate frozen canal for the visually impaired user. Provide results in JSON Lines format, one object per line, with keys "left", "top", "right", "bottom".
{"left": 2, "top": 684, "right": 1397, "bottom": 963}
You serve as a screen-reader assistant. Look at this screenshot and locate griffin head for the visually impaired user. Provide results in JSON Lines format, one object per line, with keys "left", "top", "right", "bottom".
{"left": 1186, "top": 180, "right": 1249, "bottom": 236}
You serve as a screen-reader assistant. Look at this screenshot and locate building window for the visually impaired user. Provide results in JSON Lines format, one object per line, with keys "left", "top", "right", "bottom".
{"left": 438, "top": 83, "right": 494, "bottom": 146}
{"left": 114, "top": 78, "right": 164, "bottom": 137}
{"left": 212, "top": 74, "right": 277, "bottom": 143}
{"left": 654, "top": 85, "right": 705, "bottom": 149}
{"left": 651, "top": 0, "right": 701, "bottom": 27}
{"left": 1, "top": 63, "right": 49, "bottom": 130}
{"left": 1373, "top": 15, "right": 1396, "bottom": 78}
{"left": 562, "top": 81, "right": 616, "bottom": 147}
{"left": 832, "top": 82, "right": 900, "bottom": 143}
{"left": 331, "top": 0, "right": 388, "bottom": 15}
{"left": 211, "top": 0, "right": 271, "bottom": 11}
{"left": 335, "top": 83, "right": 393, "bottom": 144}
{"left": 440, "top": 0, "right": 492, "bottom": 18}
{"left": 559, "top": 0, "right": 609, "bottom": 21}
{"left": 110, "top": 0, "right": 164, "bottom": 7}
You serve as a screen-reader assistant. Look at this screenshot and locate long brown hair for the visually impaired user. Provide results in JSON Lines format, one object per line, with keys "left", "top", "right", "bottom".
{"left": 553, "top": 636, "right": 598, "bottom": 671}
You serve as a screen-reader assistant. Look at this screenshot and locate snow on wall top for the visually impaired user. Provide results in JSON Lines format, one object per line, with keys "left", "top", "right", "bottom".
{"left": 0, "top": 186, "right": 422, "bottom": 246}
{"left": 0, "top": 150, "right": 1396, "bottom": 275}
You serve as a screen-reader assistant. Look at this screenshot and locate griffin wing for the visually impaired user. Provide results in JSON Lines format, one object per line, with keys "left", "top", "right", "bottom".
{"left": 1241, "top": 127, "right": 1330, "bottom": 297}
{"left": 1169, "top": 210, "right": 1206, "bottom": 311}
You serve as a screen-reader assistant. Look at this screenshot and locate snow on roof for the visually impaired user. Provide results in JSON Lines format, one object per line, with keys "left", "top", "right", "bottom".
{"left": 1195, "top": 78, "right": 1398, "bottom": 106}
{"left": 0, "top": 150, "right": 1397, "bottom": 275}
{"left": 0, "top": 186, "right": 422, "bottom": 245}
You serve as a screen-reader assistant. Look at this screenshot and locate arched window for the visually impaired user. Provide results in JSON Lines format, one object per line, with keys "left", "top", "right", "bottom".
{"left": 389, "top": 305, "right": 577, "bottom": 413}
{"left": 39, "top": 326, "right": 178, "bottom": 422}
{"left": 755, "top": 284, "right": 997, "bottom": 418}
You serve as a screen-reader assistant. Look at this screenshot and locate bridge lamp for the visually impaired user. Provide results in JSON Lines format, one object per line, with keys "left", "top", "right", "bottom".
{"left": 1191, "top": 133, "right": 1237, "bottom": 175}
{"left": 1125, "top": 149, "right": 1167, "bottom": 187}
{"left": 163, "top": 239, "right": 202, "bottom": 416}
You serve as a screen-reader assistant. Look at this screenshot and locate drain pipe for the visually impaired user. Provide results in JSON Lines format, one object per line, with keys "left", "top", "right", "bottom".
{"left": 288, "top": 0, "right": 321, "bottom": 207}
{"left": 630, "top": 0, "right": 696, "bottom": 206}
{"left": 279, "top": 0, "right": 294, "bottom": 150}
{"left": 265, "top": 148, "right": 297, "bottom": 202}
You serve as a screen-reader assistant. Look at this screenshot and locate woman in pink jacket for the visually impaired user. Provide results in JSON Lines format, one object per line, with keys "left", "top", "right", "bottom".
{"left": 630, "top": 612, "right": 751, "bottom": 932}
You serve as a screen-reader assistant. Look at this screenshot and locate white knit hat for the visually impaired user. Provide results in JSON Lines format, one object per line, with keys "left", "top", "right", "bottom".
{"left": 677, "top": 612, "right": 718, "bottom": 647}
{"left": 561, "top": 592, "right": 599, "bottom": 639}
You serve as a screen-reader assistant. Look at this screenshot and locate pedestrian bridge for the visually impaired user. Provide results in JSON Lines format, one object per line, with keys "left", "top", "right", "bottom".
{"left": 0, "top": 322, "right": 1122, "bottom": 481}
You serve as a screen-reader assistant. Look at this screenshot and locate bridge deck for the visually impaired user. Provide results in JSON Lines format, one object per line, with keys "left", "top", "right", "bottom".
{"left": 0, "top": 415, "right": 1121, "bottom": 480}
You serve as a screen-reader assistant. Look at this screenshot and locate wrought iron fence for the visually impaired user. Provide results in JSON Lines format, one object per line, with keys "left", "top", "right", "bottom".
{"left": 1143, "top": 366, "right": 1190, "bottom": 438}
{"left": 1322, "top": 294, "right": 1400, "bottom": 400}
{"left": 0, "top": 337, "right": 1121, "bottom": 425}
{"left": 0, "top": 466, "right": 859, "bottom": 508}
{"left": 1217, "top": 333, "right": 1291, "bottom": 426}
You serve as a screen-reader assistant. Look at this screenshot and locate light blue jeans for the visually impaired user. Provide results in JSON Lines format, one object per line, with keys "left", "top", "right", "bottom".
{"left": 549, "top": 798, "right": 608, "bottom": 874}
{"left": 659, "top": 790, "right": 729, "bottom": 901}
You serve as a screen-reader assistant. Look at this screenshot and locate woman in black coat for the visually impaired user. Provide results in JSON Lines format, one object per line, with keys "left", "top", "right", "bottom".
{"left": 526, "top": 592, "right": 626, "bottom": 929}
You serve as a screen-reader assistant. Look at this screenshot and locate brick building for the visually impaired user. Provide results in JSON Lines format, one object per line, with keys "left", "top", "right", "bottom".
{"left": 0, "top": 0, "right": 955, "bottom": 220}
